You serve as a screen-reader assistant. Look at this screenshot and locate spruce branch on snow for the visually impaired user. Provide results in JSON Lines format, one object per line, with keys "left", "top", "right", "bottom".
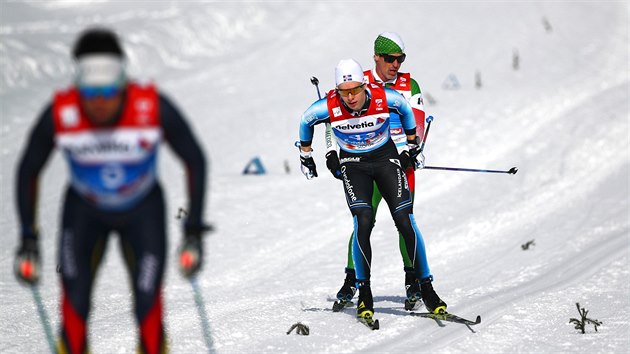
{"left": 569, "top": 302, "right": 602, "bottom": 334}
{"left": 286, "top": 322, "right": 310, "bottom": 335}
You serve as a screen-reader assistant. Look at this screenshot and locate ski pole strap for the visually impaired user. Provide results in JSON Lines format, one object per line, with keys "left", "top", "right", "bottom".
{"left": 423, "top": 166, "right": 518, "bottom": 174}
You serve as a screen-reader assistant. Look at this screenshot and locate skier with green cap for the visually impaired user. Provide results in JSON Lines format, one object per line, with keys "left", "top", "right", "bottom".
{"left": 325, "top": 32, "right": 447, "bottom": 313}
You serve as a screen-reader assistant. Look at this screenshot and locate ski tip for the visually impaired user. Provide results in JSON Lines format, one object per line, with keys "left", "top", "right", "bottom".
{"left": 475, "top": 315, "right": 481, "bottom": 324}
{"left": 508, "top": 167, "right": 518, "bottom": 174}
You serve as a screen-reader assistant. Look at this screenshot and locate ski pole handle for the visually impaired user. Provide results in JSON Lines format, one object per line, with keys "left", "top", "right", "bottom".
{"left": 310, "top": 76, "right": 322, "bottom": 99}
{"left": 419, "top": 115, "right": 433, "bottom": 153}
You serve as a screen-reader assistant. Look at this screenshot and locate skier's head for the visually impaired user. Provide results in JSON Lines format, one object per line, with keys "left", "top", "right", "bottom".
{"left": 373, "top": 31, "right": 406, "bottom": 82}
{"left": 72, "top": 27, "right": 126, "bottom": 126}
{"left": 335, "top": 59, "right": 367, "bottom": 112}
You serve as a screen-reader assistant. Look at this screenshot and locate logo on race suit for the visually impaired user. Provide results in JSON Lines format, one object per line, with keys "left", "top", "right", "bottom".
{"left": 340, "top": 165, "right": 357, "bottom": 202}
{"left": 375, "top": 98, "right": 384, "bottom": 111}
{"left": 61, "top": 105, "right": 79, "bottom": 128}
{"left": 138, "top": 137, "right": 153, "bottom": 151}
{"left": 67, "top": 140, "right": 132, "bottom": 156}
{"left": 337, "top": 121, "right": 374, "bottom": 130}
{"left": 399, "top": 76, "right": 408, "bottom": 87}
{"left": 61, "top": 230, "right": 77, "bottom": 278}
{"left": 100, "top": 163, "right": 125, "bottom": 189}
{"left": 390, "top": 128, "right": 403, "bottom": 135}
{"left": 303, "top": 112, "right": 317, "bottom": 124}
{"left": 340, "top": 157, "right": 361, "bottom": 164}
{"left": 138, "top": 253, "right": 159, "bottom": 293}
{"left": 377, "top": 117, "right": 386, "bottom": 124}
{"left": 332, "top": 107, "right": 342, "bottom": 117}
{"left": 135, "top": 98, "right": 154, "bottom": 125}
{"left": 396, "top": 168, "right": 403, "bottom": 197}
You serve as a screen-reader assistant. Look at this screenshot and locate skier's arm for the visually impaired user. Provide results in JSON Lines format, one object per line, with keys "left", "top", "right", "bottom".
{"left": 299, "top": 98, "right": 330, "bottom": 152}
{"left": 386, "top": 88, "right": 416, "bottom": 141}
{"left": 159, "top": 94, "right": 208, "bottom": 234}
{"left": 409, "top": 78, "right": 426, "bottom": 139}
{"left": 16, "top": 104, "right": 56, "bottom": 241}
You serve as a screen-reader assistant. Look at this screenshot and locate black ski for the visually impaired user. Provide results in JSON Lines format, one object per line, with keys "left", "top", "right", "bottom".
{"left": 358, "top": 315, "right": 380, "bottom": 330}
{"left": 411, "top": 310, "right": 481, "bottom": 326}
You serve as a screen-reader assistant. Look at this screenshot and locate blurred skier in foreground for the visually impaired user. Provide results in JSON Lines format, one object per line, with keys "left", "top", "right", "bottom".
{"left": 328, "top": 32, "right": 436, "bottom": 311}
{"left": 14, "top": 27, "right": 210, "bottom": 353}
{"left": 297, "top": 58, "right": 446, "bottom": 324}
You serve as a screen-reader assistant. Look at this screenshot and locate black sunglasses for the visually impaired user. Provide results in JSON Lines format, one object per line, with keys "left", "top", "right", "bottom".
{"left": 379, "top": 53, "right": 406, "bottom": 64}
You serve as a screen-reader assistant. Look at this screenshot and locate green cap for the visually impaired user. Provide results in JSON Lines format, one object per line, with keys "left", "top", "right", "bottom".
{"left": 374, "top": 32, "right": 405, "bottom": 55}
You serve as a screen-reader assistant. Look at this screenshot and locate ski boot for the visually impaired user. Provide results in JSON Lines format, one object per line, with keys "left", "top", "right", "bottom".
{"left": 356, "top": 281, "right": 374, "bottom": 319}
{"left": 332, "top": 268, "right": 356, "bottom": 312}
{"left": 420, "top": 276, "right": 447, "bottom": 314}
{"left": 404, "top": 271, "right": 421, "bottom": 311}
{"left": 356, "top": 281, "right": 379, "bottom": 329}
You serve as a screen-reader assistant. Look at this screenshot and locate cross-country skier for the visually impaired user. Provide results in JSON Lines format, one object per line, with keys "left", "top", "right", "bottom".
{"left": 326, "top": 32, "right": 434, "bottom": 311}
{"left": 13, "top": 27, "right": 210, "bottom": 353}
{"left": 298, "top": 58, "right": 446, "bottom": 322}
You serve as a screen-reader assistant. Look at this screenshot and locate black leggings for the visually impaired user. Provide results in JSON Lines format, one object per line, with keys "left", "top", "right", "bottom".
{"left": 339, "top": 144, "right": 430, "bottom": 283}
{"left": 58, "top": 184, "right": 166, "bottom": 354}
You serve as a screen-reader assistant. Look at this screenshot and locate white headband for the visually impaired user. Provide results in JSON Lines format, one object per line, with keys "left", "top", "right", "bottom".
{"left": 76, "top": 54, "right": 125, "bottom": 86}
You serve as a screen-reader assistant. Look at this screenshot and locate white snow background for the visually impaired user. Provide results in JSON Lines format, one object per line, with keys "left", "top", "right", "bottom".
{"left": 1, "top": 1, "right": 629, "bottom": 353}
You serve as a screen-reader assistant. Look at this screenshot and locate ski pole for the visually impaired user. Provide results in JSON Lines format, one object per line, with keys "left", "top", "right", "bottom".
{"left": 311, "top": 76, "right": 336, "bottom": 152}
{"left": 310, "top": 76, "right": 322, "bottom": 99}
{"left": 419, "top": 115, "right": 433, "bottom": 153}
{"left": 30, "top": 285, "right": 56, "bottom": 353}
{"left": 423, "top": 166, "right": 518, "bottom": 174}
{"left": 190, "top": 277, "right": 216, "bottom": 353}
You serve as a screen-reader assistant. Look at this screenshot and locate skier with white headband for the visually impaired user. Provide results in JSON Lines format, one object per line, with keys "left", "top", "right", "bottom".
{"left": 13, "top": 27, "right": 210, "bottom": 353}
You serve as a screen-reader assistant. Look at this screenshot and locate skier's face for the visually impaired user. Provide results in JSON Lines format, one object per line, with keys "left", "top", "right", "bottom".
{"left": 80, "top": 88, "right": 124, "bottom": 126}
{"left": 374, "top": 53, "right": 405, "bottom": 81}
{"left": 337, "top": 81, "right": 366, "bottom": 112}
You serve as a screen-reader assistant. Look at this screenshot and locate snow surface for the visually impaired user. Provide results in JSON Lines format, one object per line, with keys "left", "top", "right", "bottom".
{"left": 1, "top": 1, "right": 629, "bottom": 353}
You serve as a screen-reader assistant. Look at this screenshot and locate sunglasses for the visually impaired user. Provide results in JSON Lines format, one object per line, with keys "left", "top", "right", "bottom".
{"left": 79, "top": 85, "right": 122, "bottom": 99}
{"left": 379, "top": 53, "right": 406, "bottom": 64}
{"left": 336, "top": 84, "right": 366, "bottom": 97}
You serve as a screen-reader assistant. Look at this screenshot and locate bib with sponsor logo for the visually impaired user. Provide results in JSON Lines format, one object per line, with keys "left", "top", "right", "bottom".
{"left": 52, "top": 82, "right": 161, "bottom": 210}
{"left": 364, "top": 71, "right": 412, "bottom": 99}
{"left": 365, "top": 70, "right": 424, "bottom": 152}
{"left": 326, "top": 83, "right": 390, "bottom": 153}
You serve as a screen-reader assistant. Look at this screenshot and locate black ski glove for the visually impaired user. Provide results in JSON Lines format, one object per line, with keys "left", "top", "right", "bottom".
{"left": 299, "top": 149, "right": 318, "bottom": 179}
{"left": 178, "top": 223, "right": 213, "bottom": 278}
{"left": 399, "top": 150, "right": 412, "bottom": 170}
{"left": 14, "top": 238, "right": 41, "bottom": 285}
{"left": 407, "top": 136, "right": 425, "bottom": 170}
{"left": 325, "top": 151, "right": 342, "bottom": 180}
